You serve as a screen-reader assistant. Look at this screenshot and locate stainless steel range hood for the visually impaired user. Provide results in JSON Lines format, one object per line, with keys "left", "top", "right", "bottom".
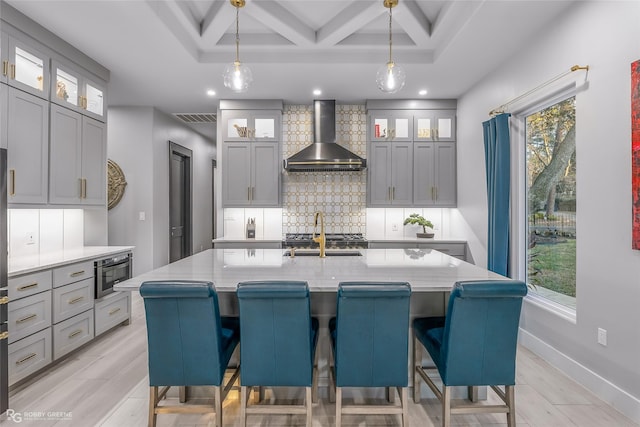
{"left": 283, "top": 100, "right": 366, "bottom": 172}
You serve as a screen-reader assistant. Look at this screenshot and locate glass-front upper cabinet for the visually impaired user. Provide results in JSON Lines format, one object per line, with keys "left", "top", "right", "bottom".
{"left": 51, "top": 60, "right": 106, "bottom": 121}
{"left": 5, "top": 36, "right": 49, "bottom": 99}
{"left": 414, "top": 110, "right": 456, "bottom": 142}
{"left": 223, "top": 110, "right": 280, "bottom": 142}
{"left": 368, "top": 111, "right": 413, "bottom": 142}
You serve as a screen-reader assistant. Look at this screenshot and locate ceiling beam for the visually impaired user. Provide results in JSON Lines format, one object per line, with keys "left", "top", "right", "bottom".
{"left": 145, "top": 0, "right": 200, "bottom": 60}
{"left": 246, "top": 1, "right": 316, "bottom": 46}
{"left": 200, "top": 0, "right": 237, "bottom": 47}
{"left": 316, "top": 1, "right": 383, "bottom": 47}
{"left": 429, "top": 0, "right": 485, "bottom": 61}
{"left": 394, "top": 0, "right": 431, "bottom": 47}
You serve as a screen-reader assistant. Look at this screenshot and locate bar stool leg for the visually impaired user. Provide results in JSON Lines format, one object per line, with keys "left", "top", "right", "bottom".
{"left": 336, "top": 387, "right": 342, "bottom": 427}
{"left": 240, "top": 385, "right": 248, "bottom": 427}
{"left": 306, "top": 386, "right": 313, "bottom": 427}
{"left": 413, "top": 333, "right": 422, "bottom": 403}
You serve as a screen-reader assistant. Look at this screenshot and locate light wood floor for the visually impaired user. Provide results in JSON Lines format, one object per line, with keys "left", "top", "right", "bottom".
{"left": 6, "top": 292, "right": 638, "bottom": 427}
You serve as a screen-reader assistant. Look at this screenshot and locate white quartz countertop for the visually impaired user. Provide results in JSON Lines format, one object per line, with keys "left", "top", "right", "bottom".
{"left": 367, "top": 238, "right": 467, "bottom": 243}
{"left": 114, "top": 248, "right": 502, "bottom": 293}
{"left": 212, "top": 238, "right": 283, "bottom": 243}
{"left": 9, "top": 246, "right": 135, "bottom": 277}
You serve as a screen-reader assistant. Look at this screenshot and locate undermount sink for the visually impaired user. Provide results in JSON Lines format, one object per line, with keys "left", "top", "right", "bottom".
{"left": 283, "top": 250, "right": 363, "bottom": 257}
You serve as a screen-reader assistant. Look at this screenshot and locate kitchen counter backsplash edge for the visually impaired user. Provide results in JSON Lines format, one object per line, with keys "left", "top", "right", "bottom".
{"left": 8, "top": 246, "right": 135, "bottom": 277}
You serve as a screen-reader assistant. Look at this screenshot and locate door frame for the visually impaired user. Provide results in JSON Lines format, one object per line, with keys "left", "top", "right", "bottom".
{"left": 169, "top": 141, "right": 193, "bottom": 261}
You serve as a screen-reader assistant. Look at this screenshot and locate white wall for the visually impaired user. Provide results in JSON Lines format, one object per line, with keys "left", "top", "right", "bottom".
{"left": 108, "top": 107, "right": 215, "bottom": 275}
{"left": 457, "top": 1, "right": 640, "bottom": 420}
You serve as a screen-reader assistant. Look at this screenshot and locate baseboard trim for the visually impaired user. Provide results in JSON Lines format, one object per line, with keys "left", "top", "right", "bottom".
{"left": 519, "top": 328, "right": 640, "bottom": 424}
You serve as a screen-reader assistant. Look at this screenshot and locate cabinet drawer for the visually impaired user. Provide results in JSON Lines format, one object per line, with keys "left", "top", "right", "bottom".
{"left": 8, "top": 270, "right": 52, "bottom": 301}
{"left": 53, "top": 309, "right": 94, "bottom": 359}
{"left": 53, "top": 278, "right": 94, "bottom": 323}
{"left": 8, "top": 291, "right": 52, "bottom": 344}
{"left": 53, "top": 261, "right": 94, "bottom": 288}
{"left": 95, "top": 292, "right": 130, "bottom": 336}
{"left": 416, "top": 243, "right": 466, "bottom": 257}
{"left": 8, "top": 328, "right": 52, "bottom": 385}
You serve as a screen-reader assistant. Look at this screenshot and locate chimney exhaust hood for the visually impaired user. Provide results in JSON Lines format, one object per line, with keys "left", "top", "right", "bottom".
{"left": 283, "top": 100, "right": 366, "bottom": 172}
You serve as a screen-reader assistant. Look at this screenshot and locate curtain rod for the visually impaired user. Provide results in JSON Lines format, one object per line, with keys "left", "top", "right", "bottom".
{"left": 489, "top": 65, "right": 589, "bottom": 117}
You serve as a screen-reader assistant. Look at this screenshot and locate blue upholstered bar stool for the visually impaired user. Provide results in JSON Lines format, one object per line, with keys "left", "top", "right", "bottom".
{"left": 329, "top": 281, "right": 412, "bottom": 427}
{"left": 413, "top": 280, "right": 527, "bottom": 427}
{"left": 236, "top": 281, "right": 319, "bottom": 427}
{"left": 140, "top": 280, "right": 240, "bottom": 427}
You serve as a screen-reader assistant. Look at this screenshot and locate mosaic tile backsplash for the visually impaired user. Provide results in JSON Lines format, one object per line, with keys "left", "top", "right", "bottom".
{"left": 282, "top": 104, "right": 367, "bottom": 234}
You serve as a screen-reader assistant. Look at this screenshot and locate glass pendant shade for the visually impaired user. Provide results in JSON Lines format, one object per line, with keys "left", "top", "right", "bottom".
{"left": 223, "top": 61, "right": 253, "bottom": 93}
{"left": 376, "top": 61, "right": 406, "bottom": 93}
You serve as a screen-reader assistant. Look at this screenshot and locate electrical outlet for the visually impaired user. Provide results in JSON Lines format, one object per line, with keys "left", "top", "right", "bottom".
{"left": 26, "top": 232, "right": 35, "bottom": 245}
{"left": 391, "top": 223, "right": 399, "bottom": 232}
{"left": 139, "top": 211, "right": 146, "bottom": 221}
{"left": 597, "top": 328, "right": 607, "bottom": 346}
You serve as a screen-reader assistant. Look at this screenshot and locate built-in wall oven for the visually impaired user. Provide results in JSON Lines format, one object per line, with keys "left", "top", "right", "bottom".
{"left": 95, "top": 253, "right": 132, "bottom": 299}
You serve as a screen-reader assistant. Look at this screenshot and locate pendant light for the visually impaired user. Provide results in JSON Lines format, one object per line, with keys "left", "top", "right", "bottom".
{"left": 376, "top": 0, "right": 406, "bottom": 94}
{"left": 223, "top": 0, "right": 252, "bottom": 93}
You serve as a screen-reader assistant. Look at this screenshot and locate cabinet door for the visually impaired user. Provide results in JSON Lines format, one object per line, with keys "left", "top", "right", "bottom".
{"left": 49, "top": 104, "right": 82, "bottom": 204}
{"left": 252, "top": 111, "right": 280, "bottom": 141}
{"left": 223, "top": 110, "right": 280, "bottom": 141}
{"left": 0, "top": 32, "right": 8, "bottom": 84}
{"left": 251, "top": 143, "right": 280, "bottom": 206}
{"left": 433, "top": 142, "right": 456, "bottom": 206}
{"left": 81, "top": 117, "right": 106, "bottom": 205}
{"left": 367, "top": 142, "right": 392, "bottom": 206}
{"left": 369, "top": 111, "right": 413, "bottom": 142}
{"left": 222, "top": 143, "right": 251, "bottom": 206}
{"left": 51, "top": 60, "right": 81, "bottom": 111}
{"left": 414, "top": 110, "right": 456, "bottom": 142}
{"left": 390, "top": 143, "right": 413, "bottom": 205}
{"left": 413, "top": 143, "right": 436, "bottom": 205}
{"left": 82, "top": 77, "right": 106, "bottom": 122}
{"left": 7, "top": 36, "right": 49, "bottom": 99}
{"left": 7, "top": 88, "right": 48, "bottom": 204}
{"left": 0, "top": 83, "right": 6, "bottom": 149}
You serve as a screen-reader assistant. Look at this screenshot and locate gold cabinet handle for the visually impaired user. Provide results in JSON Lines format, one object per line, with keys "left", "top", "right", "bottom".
{"left": 2, "top": 60, "right": 8, "bottom": 76}
{"left": 10, "top": 63, "right": 16, "bottom": 79}
{"left": 82, "top": 178, "right": 87, "bottom": 199}
{"left": 0, "top": 296, "right": 8, "bottom": 304}
{"left": 247, "top": 187, "right": 251, "bottom": 201}
{"left": 108, "top": 307, "right": 121, "bottom": 316}
{"left": 251, "top": 187, "right": 254, "bottom": 201}
{"left": 392, "top": 187, "right": 395, "bottom": 200}
{"left": 388, "top": 187, "right": 392, "bottom": 201}
{"left": 68, "top": 296, "right": 84, "bottom": 305}
{"left": 68, "top": 329, "right": 83, "bottom": 339}
{"left": 435, "top": 187, "right": 438, "bottom": 200}
{"left": 70, "top": 270, "right": 85, "bottom": 277}
{"left": 16, "top": 313, "right": 37, "bottom": 324}
{"left": 16, "top": 353, "right": 37, "bottom": 365}
{"left": 9, "top": 169, "right": 15, "bottom": 196}
{"left": 0, "top": 331, "right": 8, "bottom": 341}
{"left": 17, "top": 283, "right": 38, "bottom": 291}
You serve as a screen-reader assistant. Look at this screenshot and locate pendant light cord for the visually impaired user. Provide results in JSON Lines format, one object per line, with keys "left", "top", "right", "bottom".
{"left": 235, "top": 6, "right": 240, "bottom": 63}
{"left": 388, "top": 5, "right": 393, "bottom": 64}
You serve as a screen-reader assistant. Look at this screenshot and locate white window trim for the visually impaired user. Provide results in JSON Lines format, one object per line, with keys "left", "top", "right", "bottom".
{"left": 509, "top": 83, "right": 580, "bottom": 322}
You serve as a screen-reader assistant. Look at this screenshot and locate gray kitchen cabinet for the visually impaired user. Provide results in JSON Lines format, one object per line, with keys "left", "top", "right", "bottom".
{"left": 94, "top": 291, "right": 131, "bottom": 336}
{"left": 49, "top": 104, "right": 106, "bottom": 205}
{"left": 222, "top": 141, "right": 280, "bottom": 207}
{"left": 368, "top": 141, "right": 413, "bottom": 206}
{"left": 414, "top": 142, "right": 457, "bottom": 207}
{"left": 3, "top": 31, "right": 50, "bottom": 100}
{"left": 414, "top": 110, "right": 456, "bottom": 142}
{"left": 0, "top": 32, "right": 7, "bottom": 84}
{"left": 368, "top": 111, "right": 413, "bottom": 142}
{"left": 0, "top": 83, "right": 6, "bottom": 149}
{"left": 51, "top": 59, "right": 106, "bottom": 122}
{"left": 222, "top": 109, "right": 281, "bottom": 142}
{"left": 7, "top": 87, "right": 49, "bottom": 204}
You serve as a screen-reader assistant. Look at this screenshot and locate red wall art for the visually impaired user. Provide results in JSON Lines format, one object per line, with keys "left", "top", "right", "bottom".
{"left": 632, "top": 60, "right": 640, "bottom": 249}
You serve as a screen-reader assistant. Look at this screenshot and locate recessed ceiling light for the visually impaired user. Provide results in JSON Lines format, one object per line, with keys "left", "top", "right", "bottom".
{"left": 313, "top": 89, "right": 322, "bottom": 96}
{"left": 206, "top": 89, "right": 216, "bottom": 97}
{"left": 418, "top": 89, "right": 428, "bottom": 96}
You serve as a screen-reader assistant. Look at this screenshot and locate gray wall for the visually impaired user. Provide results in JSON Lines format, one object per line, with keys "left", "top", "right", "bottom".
{"left": 457, "top": 1, "right": 640, "bottom": 420}
{"left": 107, "top": 107, "right": 215, "bottom": 275}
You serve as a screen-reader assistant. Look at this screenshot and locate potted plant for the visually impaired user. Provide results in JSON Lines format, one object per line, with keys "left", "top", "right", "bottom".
{"left": 403, "top": 213, "right": 435, "bottom": 238}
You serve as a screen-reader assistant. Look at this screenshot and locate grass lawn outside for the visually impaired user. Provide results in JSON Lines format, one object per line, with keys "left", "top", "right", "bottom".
{"left": 528, "top": 238, "right": 576, "bottom": 297}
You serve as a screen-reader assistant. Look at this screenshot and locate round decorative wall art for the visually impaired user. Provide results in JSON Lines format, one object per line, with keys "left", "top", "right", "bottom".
{"left": 107, "top": 159, "right": 127, "bottom": 210}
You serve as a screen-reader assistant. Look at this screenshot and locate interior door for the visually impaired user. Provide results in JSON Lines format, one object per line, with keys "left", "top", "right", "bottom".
{"left": 169, "top": 142, "right": 192, "bottom": 263}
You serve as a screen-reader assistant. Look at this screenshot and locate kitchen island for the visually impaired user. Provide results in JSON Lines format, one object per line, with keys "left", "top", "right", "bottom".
{"left": 114, "top": 247, "right": 501, "bottom": 293}
{"left": 115, "top": 248, "right": 503, "bottom": 396}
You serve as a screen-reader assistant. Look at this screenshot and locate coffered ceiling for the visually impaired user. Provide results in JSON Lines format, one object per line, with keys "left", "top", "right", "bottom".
{"left": 6, "top": 0, "right": 577, "bottom": 130}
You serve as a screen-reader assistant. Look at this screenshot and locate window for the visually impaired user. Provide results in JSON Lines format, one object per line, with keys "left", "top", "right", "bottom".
{"left": 525, "top": 97, "right": 576, "bottom": 308}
